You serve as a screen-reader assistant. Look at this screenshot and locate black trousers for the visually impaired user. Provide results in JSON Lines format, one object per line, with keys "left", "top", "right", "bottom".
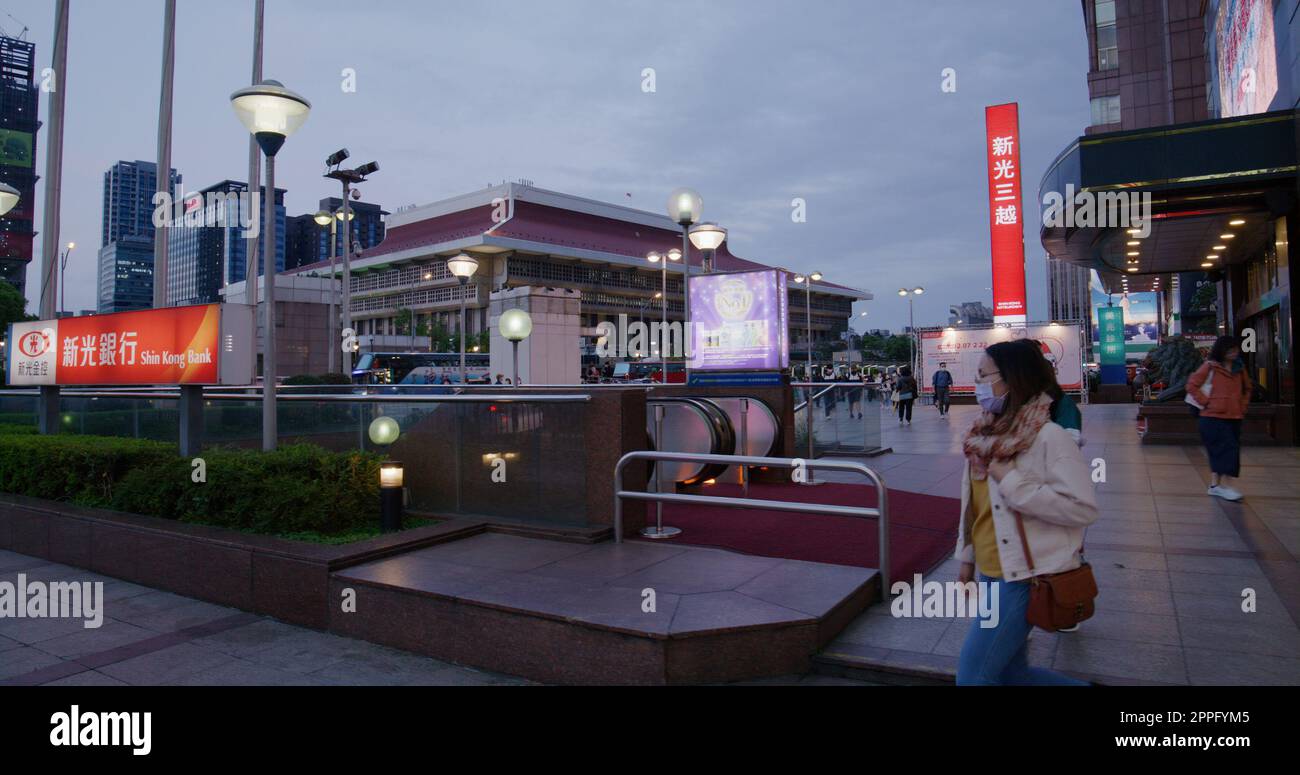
{"left": 934, "top": 387, "right": 950, "bottom": 413}
{"left": 897, "top": 399, "right": 914, "bottom": 422}
{"left": 1198, "top": 417, "right": 1242, "bottom": 477}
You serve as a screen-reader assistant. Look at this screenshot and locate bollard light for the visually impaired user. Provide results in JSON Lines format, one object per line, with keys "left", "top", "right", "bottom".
{"left": 379, "top": 460, "right": 404, "bottom": 532}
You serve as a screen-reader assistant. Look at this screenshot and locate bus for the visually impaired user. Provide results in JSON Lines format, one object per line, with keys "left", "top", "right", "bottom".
{"left": 352, "top": 352, "right": 492, "bottom": 385}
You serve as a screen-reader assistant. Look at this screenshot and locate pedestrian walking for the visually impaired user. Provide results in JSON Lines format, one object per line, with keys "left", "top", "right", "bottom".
{"left": 1186, "top": 335, "right": 1252, "bottom": 502}
{"left": 895, "top": 366, "right": 917, "bottom": 424}
{"left": 956, "top": 340, "right": 1099, "bottom": 685}
{"left": 932, "top": 361, "right": 953, "bottom": 417}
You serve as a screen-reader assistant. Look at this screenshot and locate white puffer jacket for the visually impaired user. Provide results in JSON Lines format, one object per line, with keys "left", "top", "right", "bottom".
{"left": 954, "top": 421, "right": 1100, "bottom": 581}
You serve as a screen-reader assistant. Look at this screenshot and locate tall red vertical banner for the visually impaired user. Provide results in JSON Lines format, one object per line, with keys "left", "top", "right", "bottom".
{"left": 984, "top": 103, "right": 1028, "bottom": 324}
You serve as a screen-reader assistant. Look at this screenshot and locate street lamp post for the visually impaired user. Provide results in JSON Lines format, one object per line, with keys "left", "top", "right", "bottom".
{"left": 897, "top": 287, "right": 924, "bottom": 373}
{"left": 313, "top": 210, "right": 337, "bottom": 374}
{"left": 646, "top": 249, "right": 681, "bottom": 383}
{"left": 666, "top": 188, "right": 703, "bottom": 381}
{"left": 58, "top": 242, "right": 74, "bottom": 317}
{"left": 324, "top": 154, "right": 378, "bottom": 374}
{"left": 795, "top": 271, "right": 823, "bottom": 484}
{"left": 446, "top": 254, "right": 479, "bottom": 384}
{"left": 499, "top": 308, "right": 532, "bottom": 387}
{"left": 231, "top": 79, "right": 312, "bottom": 452}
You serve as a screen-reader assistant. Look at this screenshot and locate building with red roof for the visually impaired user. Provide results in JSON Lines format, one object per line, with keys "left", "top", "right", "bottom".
{"left": 288, "top": 183, "right": 870, "bottom": 354}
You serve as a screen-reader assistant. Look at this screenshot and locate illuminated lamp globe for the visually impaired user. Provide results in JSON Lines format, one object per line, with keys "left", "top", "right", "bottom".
{"left": 688, "top": 222, "right": 727, "bottom": 251}
{"left": 666, "top": 187, "right": 703, "bottom": 226}
{"left": 229, "top": 80, "right": 311, "bottom": 157}
{"left": 500, "top": 308, "right": 533, "bottom": 342}
{"left": 368, "top": 416, "right": 401, "bottom": 446}
{"left": 313, "top": 210, "right": 332, "bottom": 226}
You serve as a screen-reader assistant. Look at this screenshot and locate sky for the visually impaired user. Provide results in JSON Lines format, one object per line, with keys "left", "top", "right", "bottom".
{"left": 11, "top": 0, "right": 1091, "bottom": 332}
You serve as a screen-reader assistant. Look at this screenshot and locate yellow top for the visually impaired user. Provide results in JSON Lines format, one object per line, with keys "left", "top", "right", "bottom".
{"left": 969, "top": 478, "right": 1003, "bottom": 578}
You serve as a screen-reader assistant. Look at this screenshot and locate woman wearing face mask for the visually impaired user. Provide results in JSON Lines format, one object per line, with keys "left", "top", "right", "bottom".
{"left": 1186, "top": 335, "right": 1252, "bottom": 502}
{"left": 956, "top": 341, "right": 1099, "bottom": 685}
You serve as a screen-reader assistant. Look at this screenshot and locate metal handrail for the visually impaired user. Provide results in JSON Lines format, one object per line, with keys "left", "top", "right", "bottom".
{"left": 792, "top": 383, "right": 839, "bottom": 414}
{"left": 614, "top": 450, "right": 891, "bottom": 594}
{"left": 0, "top": 389, "right": 590, "bottom": 404}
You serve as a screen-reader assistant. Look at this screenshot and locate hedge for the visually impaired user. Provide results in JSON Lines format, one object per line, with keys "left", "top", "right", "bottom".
{"left": 0, "top": 430, "right": 383, "bottom": 536}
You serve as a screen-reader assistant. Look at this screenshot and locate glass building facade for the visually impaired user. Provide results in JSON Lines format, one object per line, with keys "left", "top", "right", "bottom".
{"left": 0, "top": 33, "right": 38, "bottom": 299}
{"left": 165, "top": 180, "right": 285, "bottom": 307}
{"left": 96, "top": 235, "right": 155, "bottom": 313}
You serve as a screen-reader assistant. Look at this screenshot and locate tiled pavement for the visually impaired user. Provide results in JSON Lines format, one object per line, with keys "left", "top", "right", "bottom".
{"left": 0, "top": 550, "right": 530, "bottom": 686}
{"left": 820, "top": 401, "right": 1300, "bottom": 685}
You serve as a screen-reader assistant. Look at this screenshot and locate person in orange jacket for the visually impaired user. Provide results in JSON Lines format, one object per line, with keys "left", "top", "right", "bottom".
{"left": 1185, "top": 335, "right": 1253, "bottom": 502}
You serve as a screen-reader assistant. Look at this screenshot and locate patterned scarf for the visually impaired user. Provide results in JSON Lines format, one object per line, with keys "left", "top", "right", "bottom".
{"left": 962, "top": 393, "right": 1053, "bottom": 480}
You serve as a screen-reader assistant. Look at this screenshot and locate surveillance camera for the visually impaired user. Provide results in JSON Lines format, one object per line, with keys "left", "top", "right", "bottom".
{"left": 326, "top": 148, "right": 350, "bottom": 167}
{"left": 355, "top": 161, "right": 380, "bottom": 177}
{"left": 351, "top": 189, "right": 361, "bottom": 200}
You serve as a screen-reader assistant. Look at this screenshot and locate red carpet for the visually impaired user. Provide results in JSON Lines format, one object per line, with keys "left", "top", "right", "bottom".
{"left": 655, "top": 481, "right": 960, "bottom": 579}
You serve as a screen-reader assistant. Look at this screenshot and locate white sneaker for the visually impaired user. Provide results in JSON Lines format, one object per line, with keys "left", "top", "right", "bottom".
{"left": 1207, "top": 485, "right": 1244, "bottom": 502}
{"left": 1058, "top": 623, "right": 1080, "bottom": 633}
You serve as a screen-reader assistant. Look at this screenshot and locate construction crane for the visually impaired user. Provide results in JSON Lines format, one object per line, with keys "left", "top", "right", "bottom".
{"left": 0, "top": 11, "right": 30, "bottom": 41}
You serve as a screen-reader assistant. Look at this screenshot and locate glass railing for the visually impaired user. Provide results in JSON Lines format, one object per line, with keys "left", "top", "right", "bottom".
{"left": 0, "top": 388, "right": 591, "bottom": 527}
{"left": 792, "top": 382, "right": 886, "bottom": 456}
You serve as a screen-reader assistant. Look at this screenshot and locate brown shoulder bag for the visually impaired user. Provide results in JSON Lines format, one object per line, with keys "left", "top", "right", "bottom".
{"left": 1014, "top": 514, "right": 1098, "bottom": 631}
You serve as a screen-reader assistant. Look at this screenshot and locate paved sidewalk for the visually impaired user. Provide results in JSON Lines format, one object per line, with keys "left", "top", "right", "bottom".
{"left": 821, "top": 401, "right": 1300, "bottom": 685}
{"left": 0, "top": 550, "right": 530, "bottom": 686}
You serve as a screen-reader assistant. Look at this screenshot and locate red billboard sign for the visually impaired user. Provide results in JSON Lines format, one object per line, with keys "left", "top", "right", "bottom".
{"left": 6, "top": 304, "right": 254, "bottom": 386}
{"left": 984, "top": 103, "right": 1028, "bottom": 325}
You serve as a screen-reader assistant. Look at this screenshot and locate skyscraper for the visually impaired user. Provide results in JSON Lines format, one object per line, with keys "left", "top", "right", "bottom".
{"left": 165, "top": 180, "right": 284, "bottom": 307}
{"left": 97, "top": 235, "right": 155, "bottom": 313}
{"left": 0, "top": 31, "right": 39, "bottom": 298}
{"left": 101, "top": 160, "right": 181, "bottom": 247}
{"left": 96, "top": 160, "right": 181, "bottom": 312}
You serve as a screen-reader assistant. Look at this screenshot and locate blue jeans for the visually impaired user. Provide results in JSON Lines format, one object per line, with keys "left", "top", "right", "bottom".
{"left": 956, "top": 573, "right": 1089, "bottom": 686}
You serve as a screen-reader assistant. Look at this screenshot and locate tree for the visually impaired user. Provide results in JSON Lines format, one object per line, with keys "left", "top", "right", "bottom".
{"left": 0, "top": 280, "right": 31, "bottom": 332}
{"left": 883, "top": 335, "right": 913, "bottom": 363}
{"left": 0, "top": 282, "right": 34, "bottom": 382}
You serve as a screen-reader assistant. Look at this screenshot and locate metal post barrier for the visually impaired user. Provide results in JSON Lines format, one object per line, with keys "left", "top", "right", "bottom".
{"left": 614, "top": 450, "right": 890, "bottom": 595}
{"left": 641, "top": 403, "right": 680, "bottom": 539}
{"left": 178, "top": 384, "right": 203, "bottom": 458}
{"left": 739, "top": 397, "right": 749, "bottom": 498}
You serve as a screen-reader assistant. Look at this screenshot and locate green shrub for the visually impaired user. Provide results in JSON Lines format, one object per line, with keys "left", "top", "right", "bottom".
{"left": 0, "top": 433, "right": 382, "bottom": 536}
{"left": 0, "top": 434, "right": 176, "bottom": 506}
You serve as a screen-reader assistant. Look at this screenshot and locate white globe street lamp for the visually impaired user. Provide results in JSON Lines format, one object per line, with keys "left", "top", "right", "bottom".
{"left": 898, "top": 286, "right": 924, "bottom": 373}
{"left": 666, "top": 188, "right": 703, "bottom": 381}
{"left": 230, "top": 79, "right": 311, "bottom": 452}
{"left": 499, "top": 307, "right": 532, "bottom": 387}
{"left": 794, "top": 271, "right": 825, "bottom": 484}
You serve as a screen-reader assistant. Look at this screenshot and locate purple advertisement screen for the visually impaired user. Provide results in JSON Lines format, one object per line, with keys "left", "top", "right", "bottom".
{"left": 688, "top": 270, "right": 790, "bottom": 370}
